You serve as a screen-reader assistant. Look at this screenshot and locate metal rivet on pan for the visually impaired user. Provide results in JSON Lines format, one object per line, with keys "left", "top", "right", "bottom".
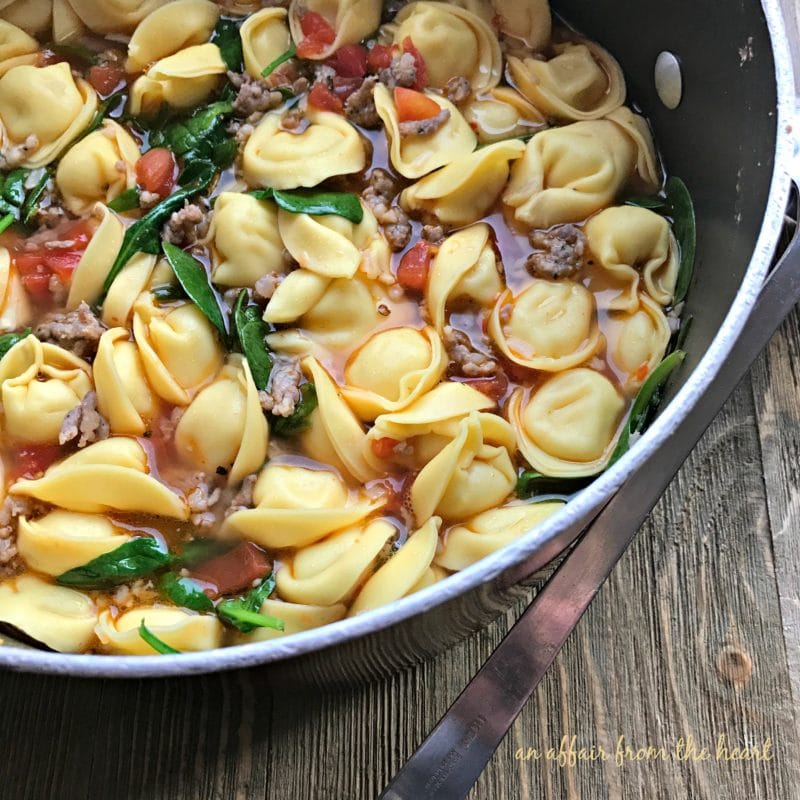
{"left": 654, "top": 51, "right": 683, "bottom": 110}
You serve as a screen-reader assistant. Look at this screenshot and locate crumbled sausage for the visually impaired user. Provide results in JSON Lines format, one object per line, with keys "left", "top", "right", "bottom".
{"left": 229, "top": 71, "right": 285, "bottom": 123}
{"left": 0, "top": 496, "right": 44, "bottom": 578}
{"left": 254, "top": 271, "right": 283, "bottom": 301}
{"left": 444, "top": 325, "right": 498, "bottom": 378}
{"left": 184, "top": 472, "right": 222, "bottom": 531}
{"left": 398, "top": 108, "right": 450, "bottom": 137}
{"left": 281, "top": 107, "right": 305, "bottom": 131}
{"left": 526, "top": 224, "right": 587, "bottom": 279}
{"left": 156, "top": 406, "right": 184, "bottom": 442}
{"left": 379, "top": 52, "right": 418, "bottom": 89}
{"left": 225, "top": 473, "right": 257, "bottom": 517}
{"left": 163, "top": 202, "right": 210, "bottom": 247}
{"left": 443, "top": 76, "right": 471, "bottom": 105}
{"left": 59, "top": 391, "right": 110, "bottom": 448}
{"left": 0, "top": 134, "right": 39, "bottom": 170}
{"left": 362, "top": 168, "right": 412, "bottom": 252}
{"left": 345, "top": 77, "right": 382, "bottom": 128}
{"left": 138, "top": 189, "right": 161, "bottom": 209}
{"left": 35, "top": 301, "right": 106, "bottom": 359}
{"left": 259, "top": 358, "right": 302, "bottom": 417}
{"left": 94, "top": 579, "right": 159, "bottom": 613}
{"left": 422, "top": 224, "right": 447, "bottom": 245}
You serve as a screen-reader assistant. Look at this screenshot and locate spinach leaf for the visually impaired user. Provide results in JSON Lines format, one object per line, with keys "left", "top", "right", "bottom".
{"left": 162, "top": 242, "right": 228, "bottom": 339}
{"left": 0, "top": 212, "right": 14, "bottom": 235}
{"left": 624, "top": 194, "right": 667, "bottom": 210}
{"left": 216, "top": 573, "right": 283, "bottom": 633}
{"left": 56, "top": 537, "right": 170, "bottom": 589}
{"left": 107, "top": 187, "right": 140, "bottom": 213}
{"left": 170, "top": 538, "right": 233, "bottom": 568}
{"left": 261, "top": 43, "right": 296, "bottom": 77}
{"left": 20, "top": 170, "right": 51, "bottom": 226}
{"left": 102, "top": 165, "right": 216, "bottom": 295}
{"left": 80, "top": 90, "right": 126, "bottom": 141}
{"left": 609, "top": 350, "right": 686, "bottom": 465}
{"left": 48, "top": 42, "right": 98, "bottom": 66}
{"left": 0, "top": 328, "right": 31, "bottom": 359}
{"left": 138, "top": 621, "right": 181, "bottom": 655}
{"left": 151, "top": 283, "right": 188, "bottom": 304}
{"left": 516, "top": 472, "right": 594, "bottom": 500}
{"left": 234, "top": 290, "right": 272, "bottom": 391}
{"left": 271, "top": 384, "right": 318, "bottom": 437}
{"left": 666, "top": 176, "right": 696, "bottom": 304}
{"left": 2, "top": 169, "right": 26, "bottom": 208}
{"left": 159, "top": 573, "right": 215, "bottom": 613}
{"left": 212, "top": 18, "right": 243, "bottom": 71}
{"left": 249, "top": 188, "right": 364, "bottom": 223}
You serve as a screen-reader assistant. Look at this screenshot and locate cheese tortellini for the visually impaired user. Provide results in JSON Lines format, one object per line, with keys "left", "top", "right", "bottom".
{"left": 0, "top": 20, "right": 38, "bottom": 76}
{"left": 241, "top": 7, "right": 291, "bottom": 79}
{"left": 463, "top": 87, "right": 546, "bottom": 144}
{"left": 0, "top": 336, "right": 92, "bottom": 444}
{"left": 0, "top": 63, "right": 98, "bottom": 168}
{"left": 0, "top": 247, "right": 31, "bottom": 333}
{"left": 288, "top": 0, "right": 382, "bottom": 60}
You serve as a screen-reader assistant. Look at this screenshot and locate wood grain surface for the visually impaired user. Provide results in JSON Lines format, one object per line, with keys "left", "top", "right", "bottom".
{"left": 1, "top": 308, "right": 799, "bottom": 800}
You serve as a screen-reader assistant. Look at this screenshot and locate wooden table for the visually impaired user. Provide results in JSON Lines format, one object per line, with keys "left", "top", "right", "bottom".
{"left": 1, "top": 306, "right": 798, "bottom": 799}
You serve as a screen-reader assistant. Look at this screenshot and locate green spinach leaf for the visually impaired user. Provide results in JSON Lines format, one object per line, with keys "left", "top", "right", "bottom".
{"left": 666, "top": 176, "right": 696, "bottom": 304}
{"left": 56, "top": 537, "right": 170, "bottom": 589}
{"left": 609, "top": 350, "right": 686, "bottom": 465}
{"left": 516, "top": 472, "right": 594, "bottom": 500}
{"left": 0, "top": 328, "right": 31, "bottom": 359}
{"left": 20, "top": 170, "right": 51, "bottom": 226}
{"left": 80, "top": 90, "right": 126, "bottom": 141}
{"left": 249, "top": 188, "right": 364, "bottom": 223}
{"left": 138, "top": 621, "right": 181, "bottom": 655}
{"left": 234, "top": 290, "right": 272, "bottom": 391}
{"left": 261, "top": 43, "right": 296, "bottom": 77}
{"left": 151, "top": 283, "right": 188, "bottom": 304}
{"left": 107, "top": 187, "right": 140, "bottom": 213}
{"left": 102, "top": 165, "right": 216, "bottom": 295}
{"left": 170, "top": 539, "right": 233, "bottom": 568}
{"left": 162, "top": 242, "right": 228, "bottom": 339}
{"left": 212, "top": 18, "right": 243, "bottom": 71}
{"left": 216, "top": 573, "right": 283, "bottom": 633}
{"left": 159, "top": 573, "right": 215, "bottom": 613}
{"left": 0, "top": 212, "right": 14, "bottom": 235}
{"left": 624, "top": 194, "right": 667, "bottom": 210}
{"left": 271, "top": 384, "right": 318, "bottom": 437}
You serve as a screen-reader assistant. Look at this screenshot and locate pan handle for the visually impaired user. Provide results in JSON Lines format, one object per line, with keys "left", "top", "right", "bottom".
{"left": 378, "top": 194, "right": 800, "bottom": 800}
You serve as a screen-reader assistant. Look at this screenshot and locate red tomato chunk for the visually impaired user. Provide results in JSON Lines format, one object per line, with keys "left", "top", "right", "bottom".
{"left": 393, "top": 87, "right": 440, "bottom": 122}
{"left": 11, "top": 445, "right": 63, "bottom": 479}
{"left": 136, "top": 147, "right": 177, "bottom": 199}
{"left": 328, "top": 44, "right": 368, "bottom": 78}
{"left": 309, "top": 81, "right": 345, "bottom": 113}
{"left": 297, "top": 11, "right": 337, "bottom": 58}
{"left": 88, "top": 64, "right": 126, "bottom": 95}
{"left": 396, "top": 241, "right": 435, "bottom": 292}
{"left": 190, "top": 541, "right": 273, "bottom": 599}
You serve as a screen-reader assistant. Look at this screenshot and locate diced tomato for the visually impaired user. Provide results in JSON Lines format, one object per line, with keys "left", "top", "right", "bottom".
{"left": 331, "top": 75, "right": 362, "bottom": 101}
{"left": 459, "top": 373, "right": 510, "bottom": 404}
{"left": 393, "top": 87, "right": 440, "bottom": 123}
{"left": 44, "top": 250, "right": 83, "bottom": 281}
{"left": 88, "top": 64, "right": 126, "bottom": 95}
{"left": 634, "top": 362, "right": 650, "bottom": 382}
{"left": 136, "top": 147, "right": 177, "bottom": 199}
{"left": 328, "top": 44, "right": 368, "bottom": 78}
{"left": 396, "top": 241, "right": 435, "bottom": 292}
{"left": 190, "top": 541, "right": 272, "bottom": 599}
{"left": 296, "top": 10, "right": 337, "bottom": 58}
{"left": 308, "top": 81, "right": 344, "bottom": 114}
{"left": 367, "top": 43, "right": 394, "bottom": 72}
{"left": 371, "top": 437, "right": 400, "bottom": 461}
{"left": 402, "top": 36, "right": 428, "bottom": 90}
{"left": 20, "top": 271, "right": 51, "bottom": 297}
{"left": 12, "top": 444, "right": 62, "bottom": 479}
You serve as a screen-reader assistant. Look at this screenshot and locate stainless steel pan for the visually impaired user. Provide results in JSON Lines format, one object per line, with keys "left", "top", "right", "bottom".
{"left": 1, "top": 0, "right": 798, "bottom": 680}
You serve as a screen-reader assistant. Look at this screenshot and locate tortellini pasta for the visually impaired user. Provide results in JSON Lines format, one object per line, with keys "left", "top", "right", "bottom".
{"left": 243, "top": 107, "right": 367, "bottom": 189}
{"left": 244, "top": 599, "right": 346, "bottom": 642}
{"left": 374, "top": 84, "right": 477, "bottom": 180}
{"left": 436, "top": 502, "right": 564, "bottom": 570}
{"left": 10, "top": 437, "right": 190, "bottom": 518}
{"left": 16, "top": 511, "right": 133, "bottom": 576}
{"left": 55, "top": 121, "right": 140, "bottom": 216}
{"left": 0, "top": 63, "right": 98, "bottom": 168}
{"left": 426, "top": 223, "right": 503, "bottom": 332}
{"left": 342, "top": 327, "right": 447, "bottom": 420}
{"left": 126, "top": 0, "right": 219, "bottom": 73}
{"left": 401, "top": 140, "right": 526, "bottom": 227}
{"left": 0, "top": 20, "right": 38, "bottom": 76}
{"left": 275, "top": 518, "right": 397, "bottom": 606}
{"left": 0, "top": 575, "right": 98, "bottom": 653}
{"left": 240, "top": 7, "right": 291, "bottom": 78}
{"left": 463, "top": 87, "right": 546, "bottom": 144}
{"left": 508, "top": 40, "right": 626, "bottom": 121}
{"left": 288, "top": 0, "right": 382, "bottom": 60}
{"left": 62, "top": 0, "right": 172, "bottom": 35}
{"left": 175, "top": 356, "right": 269, "bottom": 484}
{"left": 96, "top": 606, "right": 222, "bottom": 655}
{"left": 0, "top": 247, "right": 31, "bottom": 333}
{"left": 349, "top": 517, "right": 441, "bottom": 615}
{"left": 278, "top": 203, "right": 390, "bottom": 280}
{"left": 488, "top": 280, "right": 602, "bottom": 371}
{"left": 508, "top": 369, "right": 626, "bottom": 477}
{"left": 504, "top": 114, "right": 658, "bottom": 228}
{"left": 132, "top": 293, "right": 224, "bottom": 406}
{"left": 223, "top": 462, "right": 381, "bottom": 548}
{"left": 93, "top": 327, "right": 159, "bottom": 435}
{"left": 584, "top": 205, "right": 679, "bottom": 310}
{"left": 208, "top": 193, "right": 285, "bottom": 288}
{"left": 102, "top": 253, "right": 160, "bottom": 327}
{"left": 390, "top": 2, "right": 502, "bottom": 92}
{"left": 129, "top": 43, "right": 226, "bottom": 115}
{"left": 0, "top": 336, "right": 92, "bottom": 444}
{"left": 0, "top": 0, "right": 53, "bottom": 37}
